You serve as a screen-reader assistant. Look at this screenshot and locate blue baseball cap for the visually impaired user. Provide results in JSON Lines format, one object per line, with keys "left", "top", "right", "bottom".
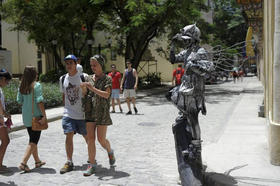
{"left": 64, "top": 54, "right": 77, "bottom": 62}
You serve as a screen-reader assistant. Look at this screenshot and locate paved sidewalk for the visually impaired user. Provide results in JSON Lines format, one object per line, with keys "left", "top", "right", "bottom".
{"left": 203, "top": 77, "right": 280, "bottom": 186}
{"left": 10, "top": 86, "right": 171, "bottom": 132}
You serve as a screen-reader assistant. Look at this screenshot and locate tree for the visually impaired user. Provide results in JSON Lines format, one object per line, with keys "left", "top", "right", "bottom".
{"left": 211, "top": 0, "right": 247, "bottom": 48}
{"left": 1, "top": 0, "right": 108, "bottom": 71}
{"left": 93, "top": 0, "right": 208, "bottom": 70}
{"left": 208, "top": 0, "right": 248, "bottom": 72}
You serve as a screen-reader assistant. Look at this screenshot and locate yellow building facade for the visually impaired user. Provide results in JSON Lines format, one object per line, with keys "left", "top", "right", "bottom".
{"left": 2, "top": 21, "right": 47, "bottom": 75}
{"left": 90, "top": 32, "right": 178, "bottom": 82}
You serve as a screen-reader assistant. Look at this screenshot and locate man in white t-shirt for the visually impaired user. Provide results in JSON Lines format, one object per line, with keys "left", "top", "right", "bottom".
{"left": 59, "top": 54, "right": 88, "bottom": 174}
{"left": 76, "top": 57, "right": 83, "bottom": 75}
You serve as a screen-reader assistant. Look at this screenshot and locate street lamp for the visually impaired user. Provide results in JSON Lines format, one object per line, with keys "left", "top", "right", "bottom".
{"left": 51, "top": 40, "right": 57, "bottom": 70}
{"left": 86, "top": 39, "right": 93, "bottom": 69}
{"left": 87, "top": 39, "right": 93, "bottom": 56}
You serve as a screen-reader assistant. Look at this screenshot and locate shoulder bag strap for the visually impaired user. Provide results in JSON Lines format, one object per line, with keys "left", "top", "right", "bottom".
{"left": 32, "top": 87, "right": 34, "bottom": 117}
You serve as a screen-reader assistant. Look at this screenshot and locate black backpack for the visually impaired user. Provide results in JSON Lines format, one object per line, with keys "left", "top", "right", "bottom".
{"left": 61, "top": 74, "right": 85, "bottom": 88}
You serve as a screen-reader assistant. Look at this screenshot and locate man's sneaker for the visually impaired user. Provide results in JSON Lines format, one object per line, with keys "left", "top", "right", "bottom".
{"left": 111, "top": 110, "right": 115, "bottom": 113}
{"left": 108, "top": 151, "right": 116, "bottom": 166}
{"left": 60, "top": 162, "right": 73, "bottom": 174}
{"left": 134, "top": 107, "right": 138, "bottom": 114}
{"left": 83, "top": 164, "right": 96, "bottom": 176}
{"left": 126, "top": 111, "right": 132, "bottom": 115}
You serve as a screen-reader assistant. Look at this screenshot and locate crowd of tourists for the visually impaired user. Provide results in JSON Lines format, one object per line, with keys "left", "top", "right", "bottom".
{"left": 0, "top": 54, "right": 139, "bottom": 176}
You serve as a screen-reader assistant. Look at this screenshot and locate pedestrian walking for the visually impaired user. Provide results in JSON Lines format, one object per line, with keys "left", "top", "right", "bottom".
{"left": 233, "top": 70, "right": 238, "bottom": 83}
{"left": 81, "top": 55, "right": 115, "bottom": 176}
{"left": 17, "top": 66, "right": 47, "bottom": 172}
{"left": 0, "top": 69, "right": 12, "bottom": 173}
{"left": 238, "top": 69, "right": 244, "bottom": 82}
{"left": 108, "top": 64, "right": 123, "bottom": 113}
{"left": 172, "top": 64, "right": 184, "bottom": 86}
{"left": 59, "top": 54, "right": 88, "bottom": 174}
{"left": 120, "top": 60, "right": 138, "bottom": 115}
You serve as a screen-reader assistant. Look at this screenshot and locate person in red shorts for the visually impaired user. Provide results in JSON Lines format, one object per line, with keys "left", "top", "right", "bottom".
{"left": 108, "top": 64, "right": 123, "bottom": 113}
{"left": 172, "top": 64, "right": 185, "bottom": 86}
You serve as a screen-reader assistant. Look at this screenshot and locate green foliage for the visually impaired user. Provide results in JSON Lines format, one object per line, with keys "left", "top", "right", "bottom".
{"left": 4, "top": 79, "right": 21, "bottom": 114}
{"left": 1, "top": 0, "right": 108, "bottom": 70}
{"left": 92, "top": 0, "right": 208, "bottom": 70}
{"left": 138, "top": 72, "right": 162, "bottom": 89}
{"left": 3, "top": 80, "right": 62, "bottom": 114}
{"left": 39, "top": 69, "right": 66, "bottom": 83}
{"left": 41, "top": 82, "right": 63, "bottom": 108}
{"left": 211, "top": 0, "right": 247, "bottom": 48}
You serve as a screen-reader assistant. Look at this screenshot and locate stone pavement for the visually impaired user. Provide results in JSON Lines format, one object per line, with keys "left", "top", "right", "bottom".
{"left": 1, "top": 85, "right": 179, "bottom": 186}
{"left": 10, "top": 86, "right": 171, "bottom": 132}
{"left": 0, "top": 77, "right": 279, "bottom": 186}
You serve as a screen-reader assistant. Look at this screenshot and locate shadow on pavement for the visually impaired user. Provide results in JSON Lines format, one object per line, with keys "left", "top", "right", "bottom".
{"left": 203, "top": 172, "right": 238, "bottom": 186}
{"left": 29, "top": 167, "right": 56, "bottom": 174}
{"left": 205, "top": 88, "right": 241, "bottom": 96}
{"left": 0, "top": 181, "right": 17, "bottom": 186}
{"left": 95, "top": 165, "right": 130, "bottom": 181}
{"left": 140, "top": 96, "right": 171, "bottom": 106}
{"left": 242, "top": 89, "right": 263, "bottom": 94}
{"left": 74, "top": 164, "right": 88, "bottom": 171}
{"left": 0, "top": 167, "right": 21, "bottom": 176}
{"left": 204, "top": 88, "right": 241, "bottom": 105}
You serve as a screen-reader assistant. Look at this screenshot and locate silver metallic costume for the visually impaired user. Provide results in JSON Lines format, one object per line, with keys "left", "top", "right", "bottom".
{"left": 168, "top": 24, "right": 214, "bottom": 186}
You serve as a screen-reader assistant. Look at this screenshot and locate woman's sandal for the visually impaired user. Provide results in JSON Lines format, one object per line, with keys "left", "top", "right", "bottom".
{"left": 35, "top": 161, "right": 46, "bottom": 168}
{"left": 19, "top": 163, "right": 30, "bottom": 172}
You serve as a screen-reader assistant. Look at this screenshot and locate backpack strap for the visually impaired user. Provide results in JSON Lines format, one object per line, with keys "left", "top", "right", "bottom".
{"left": 80, "top": 74, "right": 85, "bottom": 82}
{"left": 61, "top": 75, "right": 66, "bottom": 89}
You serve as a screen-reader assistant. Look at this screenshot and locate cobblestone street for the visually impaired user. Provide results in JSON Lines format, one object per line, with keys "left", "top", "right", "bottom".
{"left": 0, "top": 76, "right": 267, "bottom": 186}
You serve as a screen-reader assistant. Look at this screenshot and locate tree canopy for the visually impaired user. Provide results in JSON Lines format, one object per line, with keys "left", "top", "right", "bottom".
{"left": 211, "top": 0, "right": 247, "bottom": 48}
{"left": 92, "top": 0, "right": 208, "bottom": 69}
{"left": 1, "top": 0, "right": 108, "bottom": 70}
{"left": 1, "top": 0, "right": 247, "bottom": 71}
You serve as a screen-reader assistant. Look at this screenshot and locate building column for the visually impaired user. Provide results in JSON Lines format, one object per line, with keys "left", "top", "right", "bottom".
{"left": 271, "top": 0, "right": 280, "bottom": 165}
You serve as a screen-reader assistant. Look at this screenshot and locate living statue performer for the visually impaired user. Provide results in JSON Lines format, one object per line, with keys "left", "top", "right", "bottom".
{"left": 167, "top": 24, "right": 214, "bottom": 186}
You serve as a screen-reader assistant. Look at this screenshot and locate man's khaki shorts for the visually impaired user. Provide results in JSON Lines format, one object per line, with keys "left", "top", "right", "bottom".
{"left": 123, "top": 89, "right": 136, "bottom": 98}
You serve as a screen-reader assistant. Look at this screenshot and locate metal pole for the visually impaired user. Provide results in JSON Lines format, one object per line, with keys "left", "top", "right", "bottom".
{"left": 98, "top": 43, "right": 101, "bottom": 55}
{"left": 0, "top": 0, "right": 3, "bottom": 50}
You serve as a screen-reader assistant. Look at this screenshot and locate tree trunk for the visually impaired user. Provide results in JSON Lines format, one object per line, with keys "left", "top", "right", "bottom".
{"left": 55, "top": 49, "right": 64, "bottom": 70}
{"left": 125, "top": 28, "right": 157, "bottom": 70}
{"left": 85, "top": 22, "right": 93, "bottom": 71}
{"left": 125, "top": 34, "right": 133, "bottom": 61}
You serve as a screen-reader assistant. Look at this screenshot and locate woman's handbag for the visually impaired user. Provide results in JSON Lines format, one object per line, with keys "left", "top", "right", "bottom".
{"left": 5, "top": 118, "right": 13, "bottom": 129}
{"left": 31, "top": 89, "right": 48, "bottom": 131}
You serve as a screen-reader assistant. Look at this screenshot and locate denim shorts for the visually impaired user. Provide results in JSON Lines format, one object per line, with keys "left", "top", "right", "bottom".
{"left": 111, "top": 89, "right": 120, "bottom": 99}
{"left": 62, "top": 116, "right": 87, "bottom": 135}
